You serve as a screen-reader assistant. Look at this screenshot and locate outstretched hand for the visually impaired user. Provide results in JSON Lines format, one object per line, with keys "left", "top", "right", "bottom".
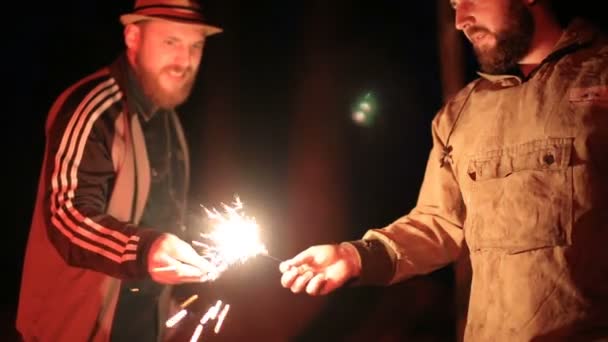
{"left": 279, "top": 243, "right": 361, "bottom": 296}
{"left": 147, "top": 233, "right": 223, "bottom": 284}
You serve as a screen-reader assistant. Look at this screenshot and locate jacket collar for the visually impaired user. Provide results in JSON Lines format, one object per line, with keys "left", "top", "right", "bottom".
{"left": 476, "top": 17, "right": 598, "bottom": 84}
{"left": 109, "top": 53, "right": 162, "bottom": 122}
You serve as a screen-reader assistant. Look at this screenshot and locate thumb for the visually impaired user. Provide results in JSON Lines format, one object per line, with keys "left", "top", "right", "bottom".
{"left": 166, "top": 235, "right": 207, "bottom": 267}
{"left": 279, "top": 249, "right": 315, "bottom": 273}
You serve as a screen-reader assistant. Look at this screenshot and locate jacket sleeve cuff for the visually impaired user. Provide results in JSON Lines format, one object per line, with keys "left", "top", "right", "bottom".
{"left": 134, "top": 228, "right": 166, "bottom": 278}
{"left": 346, "top": 239, "right": 396, "bottom": 286}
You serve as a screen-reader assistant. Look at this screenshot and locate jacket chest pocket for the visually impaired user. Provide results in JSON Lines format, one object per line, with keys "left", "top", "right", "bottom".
{"left": 465, "top": 137, "right": 573, "bottom": 254}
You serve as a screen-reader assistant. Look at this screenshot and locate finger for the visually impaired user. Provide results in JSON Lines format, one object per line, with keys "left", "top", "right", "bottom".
{"left": 170, "top": 240, "right": 218, "bottom": 273}
{"left": 200, "top": 272, "right": 220, "bottom": 282}
{"left": 175, "top": 263, "right": 204, "bottom": 278}
{"left": 158, "top": 254, "right": 180, "bottom": 266}
{"left": 178, "top": 276, "right": 212, "bottom": 283}
{"left": 281, "top": 249, "right": 317, "bottom": 272}
{"left": 280, "top": 267, "right": 300, "bottom": 288}
{"left": 148, "top": 254, "right": 180, "bottom": 274}
{"left": 279, "top": 262, "right": 306, "bottom": 274}
{"left": 296, "top": 264, "right": 313, "bottom": 274}
{"left": 191, "top": 256, "right": 218, "bottom": 273}
{"left": 306, "top": 273, "right": 327, "bottom": 296}
{"left": 151, "top": 265, "right": 178, "bottom": 273}
{"left": 290, "top": 271, "right": 314, "bottom": 293}
{"left": 280, "top": 259, "right": 303, "bottom": 273}
{"left": 169, "top": 237, "right": 204, "bottom": 263}
{"left": 175, "top": 263, "right": 222, "bottom": 283}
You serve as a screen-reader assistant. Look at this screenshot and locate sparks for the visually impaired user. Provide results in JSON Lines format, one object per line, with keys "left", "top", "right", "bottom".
{"left": 165, "top": 294, "right": 200, "bottom": 328}
{"left": 165, "top": 295, "right": 232, "bottom": 340}
{"left": 166, "top": 309, "right": 188, "bottom": 328}
{"left": 189, "top": 300, "right": 231, "bottom": 341}
{"left": 194, "top": 195, "right": 269, "bottom": 273}
{"left": 166, "top": 196, "right": 269, "bottom": 339}
{"left": 214, "top": 303, "right": 230, "bottom": 334}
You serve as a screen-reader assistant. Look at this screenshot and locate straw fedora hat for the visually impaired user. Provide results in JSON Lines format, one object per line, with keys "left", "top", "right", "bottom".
{"left": 120, "top": 0, "right": 222, "bottom": 36}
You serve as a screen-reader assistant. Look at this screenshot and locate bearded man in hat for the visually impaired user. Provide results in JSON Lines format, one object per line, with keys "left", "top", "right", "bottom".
{"left": 17, "top": 1, "right": 223, "bottom": 341}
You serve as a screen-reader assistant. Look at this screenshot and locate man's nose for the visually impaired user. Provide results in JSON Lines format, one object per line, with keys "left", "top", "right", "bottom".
{"left": 454, "top": 3, "right": 474, "bottom": 31}
{"left": 173, "top": 46, "right": 191, "bottom": 68}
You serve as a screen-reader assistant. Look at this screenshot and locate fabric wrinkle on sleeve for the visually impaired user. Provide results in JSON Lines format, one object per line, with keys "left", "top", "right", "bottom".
{"left": 347, "top": 104, "right": 468, "bottom": 286}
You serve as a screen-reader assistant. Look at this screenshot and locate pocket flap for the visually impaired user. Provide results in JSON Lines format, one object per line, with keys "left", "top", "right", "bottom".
{"left": 467, "top": 137, "right": 573, "bottom": 181}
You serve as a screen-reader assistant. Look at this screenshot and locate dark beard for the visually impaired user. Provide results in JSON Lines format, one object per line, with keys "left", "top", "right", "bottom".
{"left": 135, "top": 55, "right": 195, "bottom": 110}
{"left": 473, "top": 2, "right": 535, "bottom": 74}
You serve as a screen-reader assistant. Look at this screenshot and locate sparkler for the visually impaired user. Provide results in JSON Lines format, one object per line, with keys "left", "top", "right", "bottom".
{"left": 164, "top": 196, "right": 275, "bottom": 339}
{"left": 193, "top": 195, "right": 276, "bottom": 275}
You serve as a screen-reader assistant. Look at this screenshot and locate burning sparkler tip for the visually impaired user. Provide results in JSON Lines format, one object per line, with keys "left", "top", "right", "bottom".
{"left": 194, "top": 195, "right": 270, "bottom": 273}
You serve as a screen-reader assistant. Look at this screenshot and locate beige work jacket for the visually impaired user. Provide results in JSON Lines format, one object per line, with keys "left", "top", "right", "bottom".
{"left": 351, "top": 18, "right": 608, "bottom": 341}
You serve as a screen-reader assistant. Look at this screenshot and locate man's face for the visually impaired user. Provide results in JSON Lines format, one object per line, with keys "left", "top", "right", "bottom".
{"left": 131, "top": 20, "right": 206, "bottom": 109}
{"left": 452, "top": 0, "right": 534, "bottom": 74}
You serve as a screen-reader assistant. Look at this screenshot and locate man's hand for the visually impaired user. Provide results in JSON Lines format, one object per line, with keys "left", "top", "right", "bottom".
{"left": 279, "top": 243, "right": 362, "bottom": 296}
{"left": 147, "top": 233, "right": 221, "bottom": 284}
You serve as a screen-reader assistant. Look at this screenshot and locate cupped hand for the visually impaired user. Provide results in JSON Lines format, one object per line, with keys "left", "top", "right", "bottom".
{"left": 147, "top": 233, "right": 222, "bottom": 284}
{"left": 279, "top": 243, "right": 361, "bottom": 296}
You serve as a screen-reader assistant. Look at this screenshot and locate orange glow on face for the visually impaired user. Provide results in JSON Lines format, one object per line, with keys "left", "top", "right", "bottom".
{"left": 131, "top": 20, "right": 207, "bottom": 108}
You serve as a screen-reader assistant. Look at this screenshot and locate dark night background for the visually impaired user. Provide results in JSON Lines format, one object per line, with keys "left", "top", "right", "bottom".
{"left": 3, "top": 1, "right": 604, "bottom": 341}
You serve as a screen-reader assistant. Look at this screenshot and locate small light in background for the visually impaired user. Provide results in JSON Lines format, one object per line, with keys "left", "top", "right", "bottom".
{"left": 352, "top": 110, "right": 367, "bottom": 124}
{"left": 351, "top": 92, "right": 377, "bottom": 127}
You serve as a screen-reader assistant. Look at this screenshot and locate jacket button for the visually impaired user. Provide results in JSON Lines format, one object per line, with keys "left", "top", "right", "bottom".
{"left": 543, "top": 154, "right": 555, "bottom": 165}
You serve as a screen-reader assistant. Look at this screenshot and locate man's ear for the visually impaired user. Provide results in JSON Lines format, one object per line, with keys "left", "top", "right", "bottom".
{"left": 124, "top": 24, "right": 141, "bottom": 50}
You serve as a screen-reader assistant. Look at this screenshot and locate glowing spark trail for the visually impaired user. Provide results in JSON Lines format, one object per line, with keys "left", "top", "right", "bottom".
{"left": 165, "top": 295, "right": 232, "bottom": 340}
{"left": 189, "top": 300, "right": 231, "bottom": 341}
{"left": 214, "top": 304, "right": 230, "bottom": 333}
{"left": 165, "top": 294, "right": 200, "bottom": 328}
{"left": 166, "top": 310, "right": 187, "bottom": 328}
